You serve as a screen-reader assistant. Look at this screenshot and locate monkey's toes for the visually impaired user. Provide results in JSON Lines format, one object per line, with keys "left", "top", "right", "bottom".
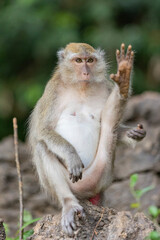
{"left": 61, "top": 204, "right": 84, "bottom": 237}
{"left": 61, "top": 213, "right": 76, "bottom": 237}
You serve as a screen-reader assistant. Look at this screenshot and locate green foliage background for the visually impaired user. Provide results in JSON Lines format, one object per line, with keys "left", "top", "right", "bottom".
{"left": 0, "top": 0, "right": 160, "bottom": 140}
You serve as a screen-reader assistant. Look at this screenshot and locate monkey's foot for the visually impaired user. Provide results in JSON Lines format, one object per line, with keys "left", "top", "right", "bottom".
{"left": 110, "top": 43, "right": 134, "bottom": 99}
{"left": 61, "top": 202, "right": 85, "bottom": 237}
{"left": 127, "top": 124, "right": 146, "bottom": 141}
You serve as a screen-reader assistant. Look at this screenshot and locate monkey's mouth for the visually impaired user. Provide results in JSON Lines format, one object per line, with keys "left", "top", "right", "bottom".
{"left": 79, "top": 79, "right": 90, "bottom": 83}
{"left": 80, "top": 75, "right": 90, "bottom": 82}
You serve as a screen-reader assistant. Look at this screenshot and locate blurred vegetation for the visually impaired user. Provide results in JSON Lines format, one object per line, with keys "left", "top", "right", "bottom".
{"left": 0, "top": 0, "right": 160, "bottom": 140}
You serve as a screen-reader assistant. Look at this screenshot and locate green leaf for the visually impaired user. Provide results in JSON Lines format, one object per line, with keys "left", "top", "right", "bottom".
{"left": 16, "top": 217, "right": 40, "bottom": 237}
{"left": 19, "top": 218, "right": 41, "bottom": 232}
{"left": 149, "top": 231, "right": 160, "bottom": 240}
{"left": 14, "top": 237, "right": 19, "bottom": 240}
{"left": 23, "top": 229, "right": 34, "bottom": 240}
{"left": 23, "top": 209, "right": 33, "bottom": 223}
{"left": 3, "top": 223, "right": 9, "bottom": 235}
{"left": 134, "top": 189, "right": 142, "bottom": 199}
{"left": 130, "top": 174, "right": 138, "bottom": 188}
{"left": 130, "top": 202, "right": 140, "bottom": 208}
{"left": 135, "top": 185, "right": 154, "bottom": 199}
{"left": 149, "top": 206, "right": 159, "bottom": 218}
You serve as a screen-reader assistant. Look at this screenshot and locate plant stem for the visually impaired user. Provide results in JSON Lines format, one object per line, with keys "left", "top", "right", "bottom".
{"left": 13, "top": 118, "right": 24, "bottom": 240}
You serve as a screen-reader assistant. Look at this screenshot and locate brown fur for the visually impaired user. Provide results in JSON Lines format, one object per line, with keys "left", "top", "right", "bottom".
{"left": 28, "top": 43, "right": 141, "bottom": 237}
{"left": 65, "top": 42, "right": 95, "bottom": 54}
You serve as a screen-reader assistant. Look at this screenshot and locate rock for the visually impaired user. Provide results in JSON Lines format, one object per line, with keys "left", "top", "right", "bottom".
{"left": 114, "top": 125, "right": 160, "bottom": 180}
{"left": 29, "top": 201, "right": 157, "bottom": 240}
{"left": 104, "top": 172, "right": 160, "bottom": 212}
{"left": 153, "top": 154, "right": 160, "bottom": 172}
{"left": 124, "top": 91, "right": 160, "bottom": 125}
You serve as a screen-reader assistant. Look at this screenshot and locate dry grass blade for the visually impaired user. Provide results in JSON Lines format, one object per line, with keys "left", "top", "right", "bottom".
{"left": 13, "top": 118, "right": 24, "bottom": 240}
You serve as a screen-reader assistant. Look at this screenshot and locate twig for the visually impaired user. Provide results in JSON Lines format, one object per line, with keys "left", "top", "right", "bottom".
{"left": 90, "top": 207, "right": 105, "bottom": 240}
{"left": 13, "top": 118, "right": 24, "bottom": 240}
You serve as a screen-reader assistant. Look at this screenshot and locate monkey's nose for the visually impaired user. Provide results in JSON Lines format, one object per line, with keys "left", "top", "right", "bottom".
{"left": 83, "top": 72, "right": 89, "bottom": 75}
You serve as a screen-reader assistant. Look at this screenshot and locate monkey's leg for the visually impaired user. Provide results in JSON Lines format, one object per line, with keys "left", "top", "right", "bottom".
{"left": 70, "top": 85, "right": 126, "bottom": 196}
{"left": 35, "top": 142, "right": 85, "bottom": 237}
{"left": 70, "top": 44, "right": 134, "bottom": 196}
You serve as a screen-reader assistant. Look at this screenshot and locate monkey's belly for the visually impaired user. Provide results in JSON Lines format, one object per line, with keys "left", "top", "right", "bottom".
{"left": 55, "top": 111, "right": 100, "bottom": 168}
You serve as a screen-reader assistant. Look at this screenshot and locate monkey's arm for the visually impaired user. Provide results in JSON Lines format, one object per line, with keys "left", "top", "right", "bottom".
{"left": 38, "top": 125, "right": 84, "bottom": 183}
{"left": 117, "top": 124, "right": 146, "bottom": 147}
{"left": 33, "top": 80, "right": 84, "bottom": 183}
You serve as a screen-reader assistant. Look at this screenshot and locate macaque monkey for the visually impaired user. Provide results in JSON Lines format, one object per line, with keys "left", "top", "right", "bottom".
{"left": 28, "top": 43, "right": 146, "bottom": 236}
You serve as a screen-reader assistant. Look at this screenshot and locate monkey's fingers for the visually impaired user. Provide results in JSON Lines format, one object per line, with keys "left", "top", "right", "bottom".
{"left": 70, "top": 173, "right": 77, "bottom": 183}
{"left": 74, "top": 168, "right": 83, "bottom": 181}
{"left": 135, "top": 128, "right": 146, "bottom": 137}
{"left": 69, "top": 173, "right": 73, "bottom": 181}
{"left": 129, "top": 51, "right": 134, "bottom": 64}
{"left": 69, "top": 167, "right": 83, "bottom": 183}
{"left": 110, "top": 73, "right": 119, "bottom": 83}
{"left": 127, "top": 129, "right": 146, "bottom": 140}
{"left": 116, "top": 49, "right": 120, "bottom": 63}
{"left": 134, "top": 129, "right": 146, "bottom": 136}
{"left": 79, "top": 172, "right": 82, "bottom": 180}
{"left": 126, "top": 45, "right": 132, "bottom": 60}
{"left": 72, "top": 175, "right": 76, "bottom": 183}
{"left": 120, "top": 43, "right": 125, "bottom": 59}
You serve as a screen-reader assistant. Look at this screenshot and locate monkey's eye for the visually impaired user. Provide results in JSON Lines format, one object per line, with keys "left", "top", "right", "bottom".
{"left": 75, "top": 58, "right": 82, "bottom": 63}
{"left": 87, "top": 58, "right": 94, "bottom": 63}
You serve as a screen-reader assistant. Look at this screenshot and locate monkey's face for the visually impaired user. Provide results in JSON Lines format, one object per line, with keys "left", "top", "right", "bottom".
{"left": 70, "top": 55, "right": 97, "bottom": 82}
{"left": 58, "top": 43, "right": 107, "bottom": 84}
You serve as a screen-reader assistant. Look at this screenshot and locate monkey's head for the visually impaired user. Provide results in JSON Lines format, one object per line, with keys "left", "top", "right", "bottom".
{"left": 57, "top": 43, "right": 107, "bottom": 84}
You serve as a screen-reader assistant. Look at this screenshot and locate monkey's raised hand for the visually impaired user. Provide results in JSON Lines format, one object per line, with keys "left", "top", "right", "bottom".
{"left": 110, "top": 43, "right": 134, "bottom": 99}
{"left": 127, "top": 124, "right": 146, "bottom": 141}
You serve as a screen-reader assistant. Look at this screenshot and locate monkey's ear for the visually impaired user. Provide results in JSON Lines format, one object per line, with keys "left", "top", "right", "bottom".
{"left": 57, "top": 49, "right": 65, "bottom": 61}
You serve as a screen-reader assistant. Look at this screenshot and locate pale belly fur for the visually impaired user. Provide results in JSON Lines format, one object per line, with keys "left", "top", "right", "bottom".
{"left": 55, "top": 105, "right": 101, "bottom": 168}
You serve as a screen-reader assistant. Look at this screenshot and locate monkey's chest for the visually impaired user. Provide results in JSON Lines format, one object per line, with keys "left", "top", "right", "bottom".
{"left": 55, "top": 106, "right": 101, "bottom": 168}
